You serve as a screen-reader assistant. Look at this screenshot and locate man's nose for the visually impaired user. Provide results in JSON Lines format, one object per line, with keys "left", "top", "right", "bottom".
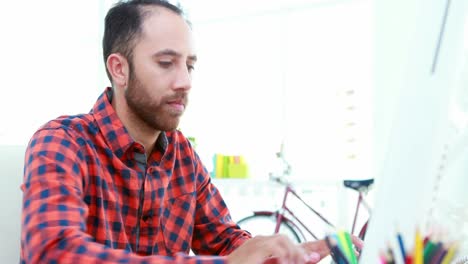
{"left": 172, "top": 65, "right": 192, "bottom": 91}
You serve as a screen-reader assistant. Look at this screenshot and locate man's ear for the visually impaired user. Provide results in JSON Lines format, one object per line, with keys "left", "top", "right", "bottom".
{"left": 106, "top": 53, "right": 129, "bottom": 88}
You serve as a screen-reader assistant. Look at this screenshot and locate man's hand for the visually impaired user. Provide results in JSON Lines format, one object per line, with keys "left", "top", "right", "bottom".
{"left": 300, "top": 235, "right": 364, "bottom": 262}
{"left": 227, "top": 234, "right": 314, "bottom": 264}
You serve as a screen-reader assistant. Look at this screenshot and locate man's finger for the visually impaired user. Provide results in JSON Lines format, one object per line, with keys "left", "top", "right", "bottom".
{"left": 351, "top": 235, "right": 364, "bottom": 250}
{"left": 305, "top": 252, "right": 321, "bottom": 263}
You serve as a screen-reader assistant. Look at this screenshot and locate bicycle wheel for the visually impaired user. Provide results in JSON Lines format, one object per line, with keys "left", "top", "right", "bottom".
{"left": 237, "top": 214, "right": 302, "bottom": 243}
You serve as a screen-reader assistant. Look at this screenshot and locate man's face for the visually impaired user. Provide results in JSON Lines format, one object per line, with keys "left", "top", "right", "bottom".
{"left": 125, "top": 7, "right": 196, "bottom": 132}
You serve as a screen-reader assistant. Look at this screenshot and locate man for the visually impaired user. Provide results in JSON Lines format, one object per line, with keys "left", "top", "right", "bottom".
{"left": 20, "top": 1, "right": 362, "bottom": 263}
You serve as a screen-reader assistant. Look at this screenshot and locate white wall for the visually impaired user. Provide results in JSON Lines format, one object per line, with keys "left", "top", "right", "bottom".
{"left": 0, "top": 145, "right": 26, "bottom": 263}
{"left": 0, "top": 0, "right": 108, "bottom": 146}
{"left": 182, "top": 0, "right": 374, "bottom": 182}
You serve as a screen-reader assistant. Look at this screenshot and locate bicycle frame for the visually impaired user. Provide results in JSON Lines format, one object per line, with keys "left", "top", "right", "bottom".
{"left": 275, "top": 185, "right": 335, "bottom": 240}
{"left": 273, "top": 183, "right": 371, "bottom": 240}
{"left": 244, "top": 148, "right": 372, "bottom": 241}
{"left": 350, "top": 190, "right": 371, "bottom": 234}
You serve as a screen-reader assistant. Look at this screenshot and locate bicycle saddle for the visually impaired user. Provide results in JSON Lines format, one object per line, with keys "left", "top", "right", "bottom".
{"left": 343, "top": 179, "right": 374, "bottom": 192}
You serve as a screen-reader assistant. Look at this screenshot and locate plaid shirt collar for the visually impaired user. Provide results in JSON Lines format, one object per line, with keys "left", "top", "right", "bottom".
{"left": 91, "top": 87, "right": 168, "bottom": 160}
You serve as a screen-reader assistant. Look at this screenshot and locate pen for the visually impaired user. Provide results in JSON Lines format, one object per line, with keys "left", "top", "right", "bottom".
{"left": 429, "top": 243, "right": 445, "bottom": 264}
{"left": 325, "top": 235, "right": 349, "bottom": 264}
{"left": 337, "top": 231, "right": 352, "bottom": 262}
{"left": 423, "top": 238, "right": 436, "bottom": 264}
{"left": 440, "top": 242, "right": 457, "bottom": 264}
{"left": 344, "top": 231, "right": 358, "bottom": 264}
{"left": 325, "top": 235, "right": 340, "bottom": 263}
{"left": 414, "top": 228, "right": 423, "bottom": 264}
{"left": 387, "top": 245, "right": 396, "bottom": 264}
{"left": 379, "top": 250, "right": 388, "bottom": 264}
{"left": 397, "top": 232, "right": 407, "bottom": 263}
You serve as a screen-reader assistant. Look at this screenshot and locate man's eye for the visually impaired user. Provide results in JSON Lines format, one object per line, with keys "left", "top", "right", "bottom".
{"left": 158, "top": 61, "right": 172, "bottom": 68}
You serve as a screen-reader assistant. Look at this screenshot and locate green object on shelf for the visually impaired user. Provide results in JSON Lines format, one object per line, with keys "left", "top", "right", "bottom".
{"left": 223, "top": 156, "right": 230, "bottom": 178}
{"left": 212, "top": 153, "right": 249, "bottom": 178}
{"left": 227, "top": 163, "right": 248, "bottom": 178}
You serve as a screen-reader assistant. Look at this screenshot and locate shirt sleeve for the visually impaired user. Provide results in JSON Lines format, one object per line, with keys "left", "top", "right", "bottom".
{"left": 20, "top": 127, "right": 228, "bottom": 264}
{"left": 191, "top": 152, "right": 252, "bottom": 256}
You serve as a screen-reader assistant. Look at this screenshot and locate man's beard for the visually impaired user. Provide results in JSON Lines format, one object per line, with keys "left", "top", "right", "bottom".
{"left": 125, "top": 67, "right": 187, "bottom": 132}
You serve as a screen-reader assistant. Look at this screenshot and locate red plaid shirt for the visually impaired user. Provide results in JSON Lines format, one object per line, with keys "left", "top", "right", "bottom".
{"left": 20, "top": 88, "right": 250, "bottom": 263}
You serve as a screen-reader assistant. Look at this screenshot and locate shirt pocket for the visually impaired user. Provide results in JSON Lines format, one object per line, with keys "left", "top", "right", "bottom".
{"left": 161, "top": 192, "right": 196, "bottom": 255}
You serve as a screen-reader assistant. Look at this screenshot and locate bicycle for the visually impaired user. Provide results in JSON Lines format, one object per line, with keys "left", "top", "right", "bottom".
{"left": 236, "top": 149, "right": 373, "bottom": 243}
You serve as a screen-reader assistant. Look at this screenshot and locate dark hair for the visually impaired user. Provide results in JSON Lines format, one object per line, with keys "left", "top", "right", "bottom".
{"left": 103, "top": 0, "right": 187, "bottom": 82}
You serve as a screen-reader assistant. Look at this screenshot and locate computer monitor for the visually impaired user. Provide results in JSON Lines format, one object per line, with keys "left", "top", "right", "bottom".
{"left": 360, "top": 0, "right": 467, "bottom": 263}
